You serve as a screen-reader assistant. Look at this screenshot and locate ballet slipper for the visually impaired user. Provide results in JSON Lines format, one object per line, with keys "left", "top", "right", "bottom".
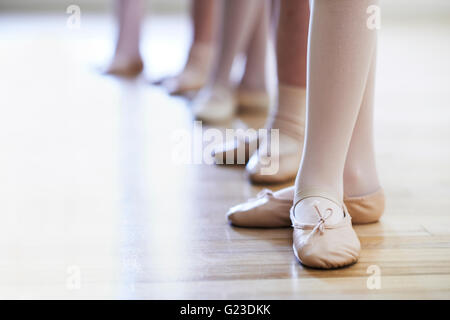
{"left": 153, "top": 44, "right": 214, "bottom": 95}
{"left": 290, "top": 190, "right": 360, "bottom": 269}
{"left": 104, "top": 56, "right": 144, "bottom": 77}
{"left": 227, "top": 189, "right": 292, "bottom": 227}
{"left": 163, "top": 69, "right": 208, "bottom": 95}
{"left": 212, "top": 137, "right": 257, "bottom": 165}
{"left": 236, "top": 88, "right": 270, "bottom": 113}
{"left": 344, "top": 188, "right": 385, "bottom": 224}
{"left": 192, "top": 86, "right": 236, "bottom": 124}
{"left": 245, "top": 133, "right": 302, "bottom": 184}
{"left": 227, "top": 187, "right": 385, "bottom": 227}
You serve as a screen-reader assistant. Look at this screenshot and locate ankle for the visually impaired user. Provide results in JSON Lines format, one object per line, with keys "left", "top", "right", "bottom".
{"left": 185, "top": 42, "right": 215, "bottom": 74}
{"left": 343, "top": 167, "right": 380, "bottom": 197}
{"left": 238, "top": 75, "right": 267, "bottom": 93}
{"left": 295, "top": 170, "right": 344, "bottom": 202}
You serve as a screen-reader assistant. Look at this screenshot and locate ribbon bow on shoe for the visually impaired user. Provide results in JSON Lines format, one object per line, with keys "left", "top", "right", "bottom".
{"left": 291, "top": 202, "right": 335, "bottom": 244}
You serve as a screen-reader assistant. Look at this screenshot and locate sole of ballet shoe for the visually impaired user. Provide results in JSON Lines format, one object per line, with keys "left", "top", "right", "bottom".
{"left": 226, "top": 188, "right": 385, "bottom": 228}
{"left": 290, "top": 191, "right": 361, "bottom": 269}
{"left": 236, "top": 89, "right": 270, "bottom": 114}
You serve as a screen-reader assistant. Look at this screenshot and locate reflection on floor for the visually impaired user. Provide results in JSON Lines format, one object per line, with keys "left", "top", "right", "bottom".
{"left": 0, "top": 14, "right": 449, "bottom": 299}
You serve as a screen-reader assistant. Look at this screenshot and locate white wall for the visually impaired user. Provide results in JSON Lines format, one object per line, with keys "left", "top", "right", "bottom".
{"left": 1, "top": 0, "right": 449, "bottom": 21}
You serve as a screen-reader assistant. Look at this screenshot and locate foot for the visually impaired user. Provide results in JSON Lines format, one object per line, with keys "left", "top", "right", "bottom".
{"left": 160, "top": 68, "right": 208, "bottom": 95}
{"left": 104, "top": 55, "right": 143, "bottom": 77}
{"left": 291, "top": 195, "right": 360, "bottom": 269}
{"left": 192, "top": 85, "right": 236, "bottom": 124}
{"left": 227, "top": 189, "right": 292, "bottom": 227}
{"left": 153, "top": 43, "right": 214, "bottom": 95}
{"left": 246, "top": 132, "right": 302, "bottom": 184}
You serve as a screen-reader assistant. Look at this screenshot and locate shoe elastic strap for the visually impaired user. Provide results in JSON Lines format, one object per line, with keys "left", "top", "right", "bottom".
{"left": 293, "top": 188, "right": 343, "bottom": 212}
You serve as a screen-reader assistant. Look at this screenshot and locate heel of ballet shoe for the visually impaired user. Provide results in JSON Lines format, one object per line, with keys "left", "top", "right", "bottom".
{"left": 344, "top": 188, "right": 385, "bottom": 224}
{"left": 236, "top": 89, "right": 270, "bottom": 113}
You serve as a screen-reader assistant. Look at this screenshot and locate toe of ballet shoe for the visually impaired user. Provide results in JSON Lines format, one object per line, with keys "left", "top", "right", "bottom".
{"left": 246, "top": 152, "right": 299, "bottom": 184}
{"left": 236, "top": 89, "right": 270, "bottom": 113}
{"left": 212, "top": 140, "right": 256, "bottom": 165}
{"left": 292, "top": 216, "right": 361, "bottom": 269}
{"left": 226, "top": 191, "right": 292, "bottom": 228}
{"left": 344, "top": 188, "right": 385, "bottom": 224}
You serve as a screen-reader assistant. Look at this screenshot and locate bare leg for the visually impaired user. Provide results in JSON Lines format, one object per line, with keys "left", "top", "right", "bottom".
{"left": 106, "top": 0, "right": 144, "bottom": 77}
{"left": 239, "top": 0, "right": 270, "bottom": 93}
{"left": 192, "top": 0, "right": 218, "bottom": 44}
{"left": 160, "top": 0, "right": 219, "bottom": 95}
{"left": 276, "top": 0, "right": 308, "bottom": 88}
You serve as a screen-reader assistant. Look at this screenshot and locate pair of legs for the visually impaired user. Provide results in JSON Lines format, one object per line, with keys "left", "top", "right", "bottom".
{"left": 106, "top": 0, "right": 218, "bottom": 80}
{"left": 254, "top": 0, "right": 378, "bottom": 195}
{"left": 192, "top": 0, "right": 271, "bottom": 122}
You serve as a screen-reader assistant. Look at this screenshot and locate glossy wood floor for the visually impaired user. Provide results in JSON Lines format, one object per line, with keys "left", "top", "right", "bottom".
{"left": 0, "top": 14, "right": 449, "bottom": 299}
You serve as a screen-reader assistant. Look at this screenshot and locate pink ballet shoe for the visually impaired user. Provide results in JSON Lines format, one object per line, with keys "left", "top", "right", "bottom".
{"left": 227, "top": 187, "right": 385, "bottom": 227}
{"left": 227, "top": 189, "right": 292, "bottom": 227}
{"left": 290, "top": 191, "right": 360, "bottom": 269}
{"left": 344, "top": 188, "right": 385, "bottom": 224}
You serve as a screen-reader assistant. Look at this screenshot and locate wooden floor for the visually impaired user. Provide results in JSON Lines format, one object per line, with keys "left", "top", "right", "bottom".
{"left": 0, "top": 13, "right": 449, "bottom": 299}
